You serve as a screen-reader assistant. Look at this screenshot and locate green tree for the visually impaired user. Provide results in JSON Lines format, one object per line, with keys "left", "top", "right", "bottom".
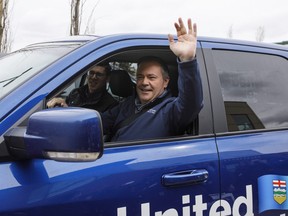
{"left": 276, "top": 41, "right": 288, "bottom": 45}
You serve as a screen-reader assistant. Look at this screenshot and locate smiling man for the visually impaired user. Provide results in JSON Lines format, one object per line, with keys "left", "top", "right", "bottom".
{"left": 101, "top": 17, "right": 203, "bottom": 141}
{"left": 136, "top": 57, "right": 170, "bottom": 106}
{"left": 47, "top": 63, "right": 118, "bottom": 112}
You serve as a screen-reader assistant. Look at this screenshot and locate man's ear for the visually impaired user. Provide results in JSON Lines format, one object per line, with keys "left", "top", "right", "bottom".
{"left": 164, "top": 78, "right": 170, "bottom": 88}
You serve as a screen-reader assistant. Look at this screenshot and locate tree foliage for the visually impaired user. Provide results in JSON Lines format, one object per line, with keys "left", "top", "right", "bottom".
{"left": 276, "top": 41, "right": 288, "bottom": 45}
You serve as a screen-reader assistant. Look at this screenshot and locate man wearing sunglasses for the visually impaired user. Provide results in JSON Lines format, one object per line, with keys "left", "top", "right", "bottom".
{"left": 47, "top": 63, "right": 118, "bottom": 112}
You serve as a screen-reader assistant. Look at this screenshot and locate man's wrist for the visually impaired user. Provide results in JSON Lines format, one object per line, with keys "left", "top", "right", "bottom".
{"left": 179, "top": 54, "right": 196, "bottom": 62}
{"left": 178, "top": 56, "right": 196, "bottom": 63}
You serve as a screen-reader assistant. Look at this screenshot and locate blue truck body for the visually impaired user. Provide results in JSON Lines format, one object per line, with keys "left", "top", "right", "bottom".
{"left": 1, "top": 34, "right": 288, "bottom": 215}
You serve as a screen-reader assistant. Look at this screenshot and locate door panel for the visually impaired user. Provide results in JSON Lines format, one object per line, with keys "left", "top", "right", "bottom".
{"left": 0, "top": 138, "right": 219, "bottom": 216}
{"left": 202, "top": 40, "right": 288, "bottom": 215}
{"left": 0, "top": 37, "right": 219, "bottom": 215}
{"left": 217, "top": 130, "right": 288, "bottom": 215}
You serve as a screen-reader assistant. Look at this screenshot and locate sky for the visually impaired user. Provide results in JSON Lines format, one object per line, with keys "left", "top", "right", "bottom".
{"left": 8, "top": 0, "right": 288, "bottom": 51}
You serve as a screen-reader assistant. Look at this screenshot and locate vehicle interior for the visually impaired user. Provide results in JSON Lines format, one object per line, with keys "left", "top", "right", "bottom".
{"left": 56, "top": 48, "right": 180, "bottom": 102}
{"left": 0, "top": 47, "right": 203, "bottom": 161}
{"left": 45, "top": 48, "right": 200, "bottom": 142}
{"left": 9, "top": 47, "right": 200, "bottom": 146}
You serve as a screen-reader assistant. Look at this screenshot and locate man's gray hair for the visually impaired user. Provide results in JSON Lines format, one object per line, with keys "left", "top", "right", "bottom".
{"left": 137, "top": 56, "right": 170, "bottom": 79}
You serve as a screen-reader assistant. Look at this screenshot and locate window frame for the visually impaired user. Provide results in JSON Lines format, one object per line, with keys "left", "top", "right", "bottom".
{"left": 44, "top": 42, "right": 213, "bottom": 146}
{"left": 6, "top": 40, "right": 210, "bottom": 149}
{"left": 201, "top": 41, "right": 288, "bottom": 134}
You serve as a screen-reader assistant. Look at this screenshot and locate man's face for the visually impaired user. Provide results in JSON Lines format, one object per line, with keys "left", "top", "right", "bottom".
{"left": 136, "top": 61, "right": 169, "bottom": 104}
{"left": 87, "top": 66, "right": 108, "bottom": 93}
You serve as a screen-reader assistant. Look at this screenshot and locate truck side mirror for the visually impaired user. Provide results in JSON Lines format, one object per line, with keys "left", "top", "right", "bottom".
{"left": 4, "top": 107, "right": 103, "bottom": 162}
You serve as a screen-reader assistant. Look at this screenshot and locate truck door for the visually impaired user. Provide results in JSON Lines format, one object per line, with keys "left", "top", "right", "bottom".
{"left": 202, "top": 40, "right": 288, "bottom": 215}
{"left": 0, "top": 38, "right": 220, "bottom": 216}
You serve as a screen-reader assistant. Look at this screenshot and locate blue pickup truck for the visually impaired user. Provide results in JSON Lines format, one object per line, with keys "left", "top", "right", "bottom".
{"left": 1, "top": 34, "right": 288, "bottom": 216}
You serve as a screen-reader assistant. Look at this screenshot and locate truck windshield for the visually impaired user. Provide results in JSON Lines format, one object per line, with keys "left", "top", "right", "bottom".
{"left": 0, "top": 43, "right": 83, "bottom": 99}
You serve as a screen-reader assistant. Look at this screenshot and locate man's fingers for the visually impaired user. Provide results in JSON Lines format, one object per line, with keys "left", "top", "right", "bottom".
{"left": 178, "top": 17, "right": 187, "bottom": 35}
{"left": 47, "top": 98, "right": 65, "bottom": 108}
{"left": 174, "top": 23, "right": 181, "bottom": 37}
{"left": 187, "top": 19, "right": 197, "bottom": 38}
{"left": 168, "top": 34, "right": 174, "bottom": 44}
{"left": 193, "top": 23, "right": 197, "bottom": 37}
{"left": 178, "top": 17, "right": 184, "bottom": 28}
{"left": 188, "top": 18, "right": 192, "bottom": 35}
{"left": 47, "top": 100, "right": 54, "bottom": 108}
{"left": 170, "top": 17, "right": 197, "bottom": 43}
{"left": 174, "top": 18, "right": 188, "bottom": 36}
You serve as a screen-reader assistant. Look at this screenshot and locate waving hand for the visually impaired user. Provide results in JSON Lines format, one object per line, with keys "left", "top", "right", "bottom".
{"left": 168, "top": 18, "right": 197, "bottom": 62}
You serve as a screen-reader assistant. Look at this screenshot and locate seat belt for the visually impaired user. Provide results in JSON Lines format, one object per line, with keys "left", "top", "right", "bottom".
{"left": 111, "top": 95, "right": 169, "bottom": 137}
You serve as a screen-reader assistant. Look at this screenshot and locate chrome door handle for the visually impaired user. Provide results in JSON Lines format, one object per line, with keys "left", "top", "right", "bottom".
{"left": 162, "top": 169, "right": 208, "bottom": 187}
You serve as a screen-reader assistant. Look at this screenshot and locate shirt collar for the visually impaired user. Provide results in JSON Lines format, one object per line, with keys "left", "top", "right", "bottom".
{"left": 135, "top": 89, "right": 168, "bottom": 113}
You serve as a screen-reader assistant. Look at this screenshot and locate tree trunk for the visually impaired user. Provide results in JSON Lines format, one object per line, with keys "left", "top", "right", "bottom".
{"left": 0, "top": 0, "right": 4, "bottom": 49}
{"left": 70, "top": 0, "right": 81, "bottom": 36}
{"left": 0, "top": 0, "right": 10, "bottom": 52}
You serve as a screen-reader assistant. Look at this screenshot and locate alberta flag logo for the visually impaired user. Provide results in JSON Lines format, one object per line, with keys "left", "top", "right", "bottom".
{"left": 258, "top": 175, "right": 288, "bottom": 213}
{"left": 273, "top": 180, "right": 287, "bottom": 204}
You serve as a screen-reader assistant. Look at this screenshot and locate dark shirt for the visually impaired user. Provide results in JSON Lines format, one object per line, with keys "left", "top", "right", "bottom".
{"left": 66, "top": 85, "right": 118, "bottom": 112}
